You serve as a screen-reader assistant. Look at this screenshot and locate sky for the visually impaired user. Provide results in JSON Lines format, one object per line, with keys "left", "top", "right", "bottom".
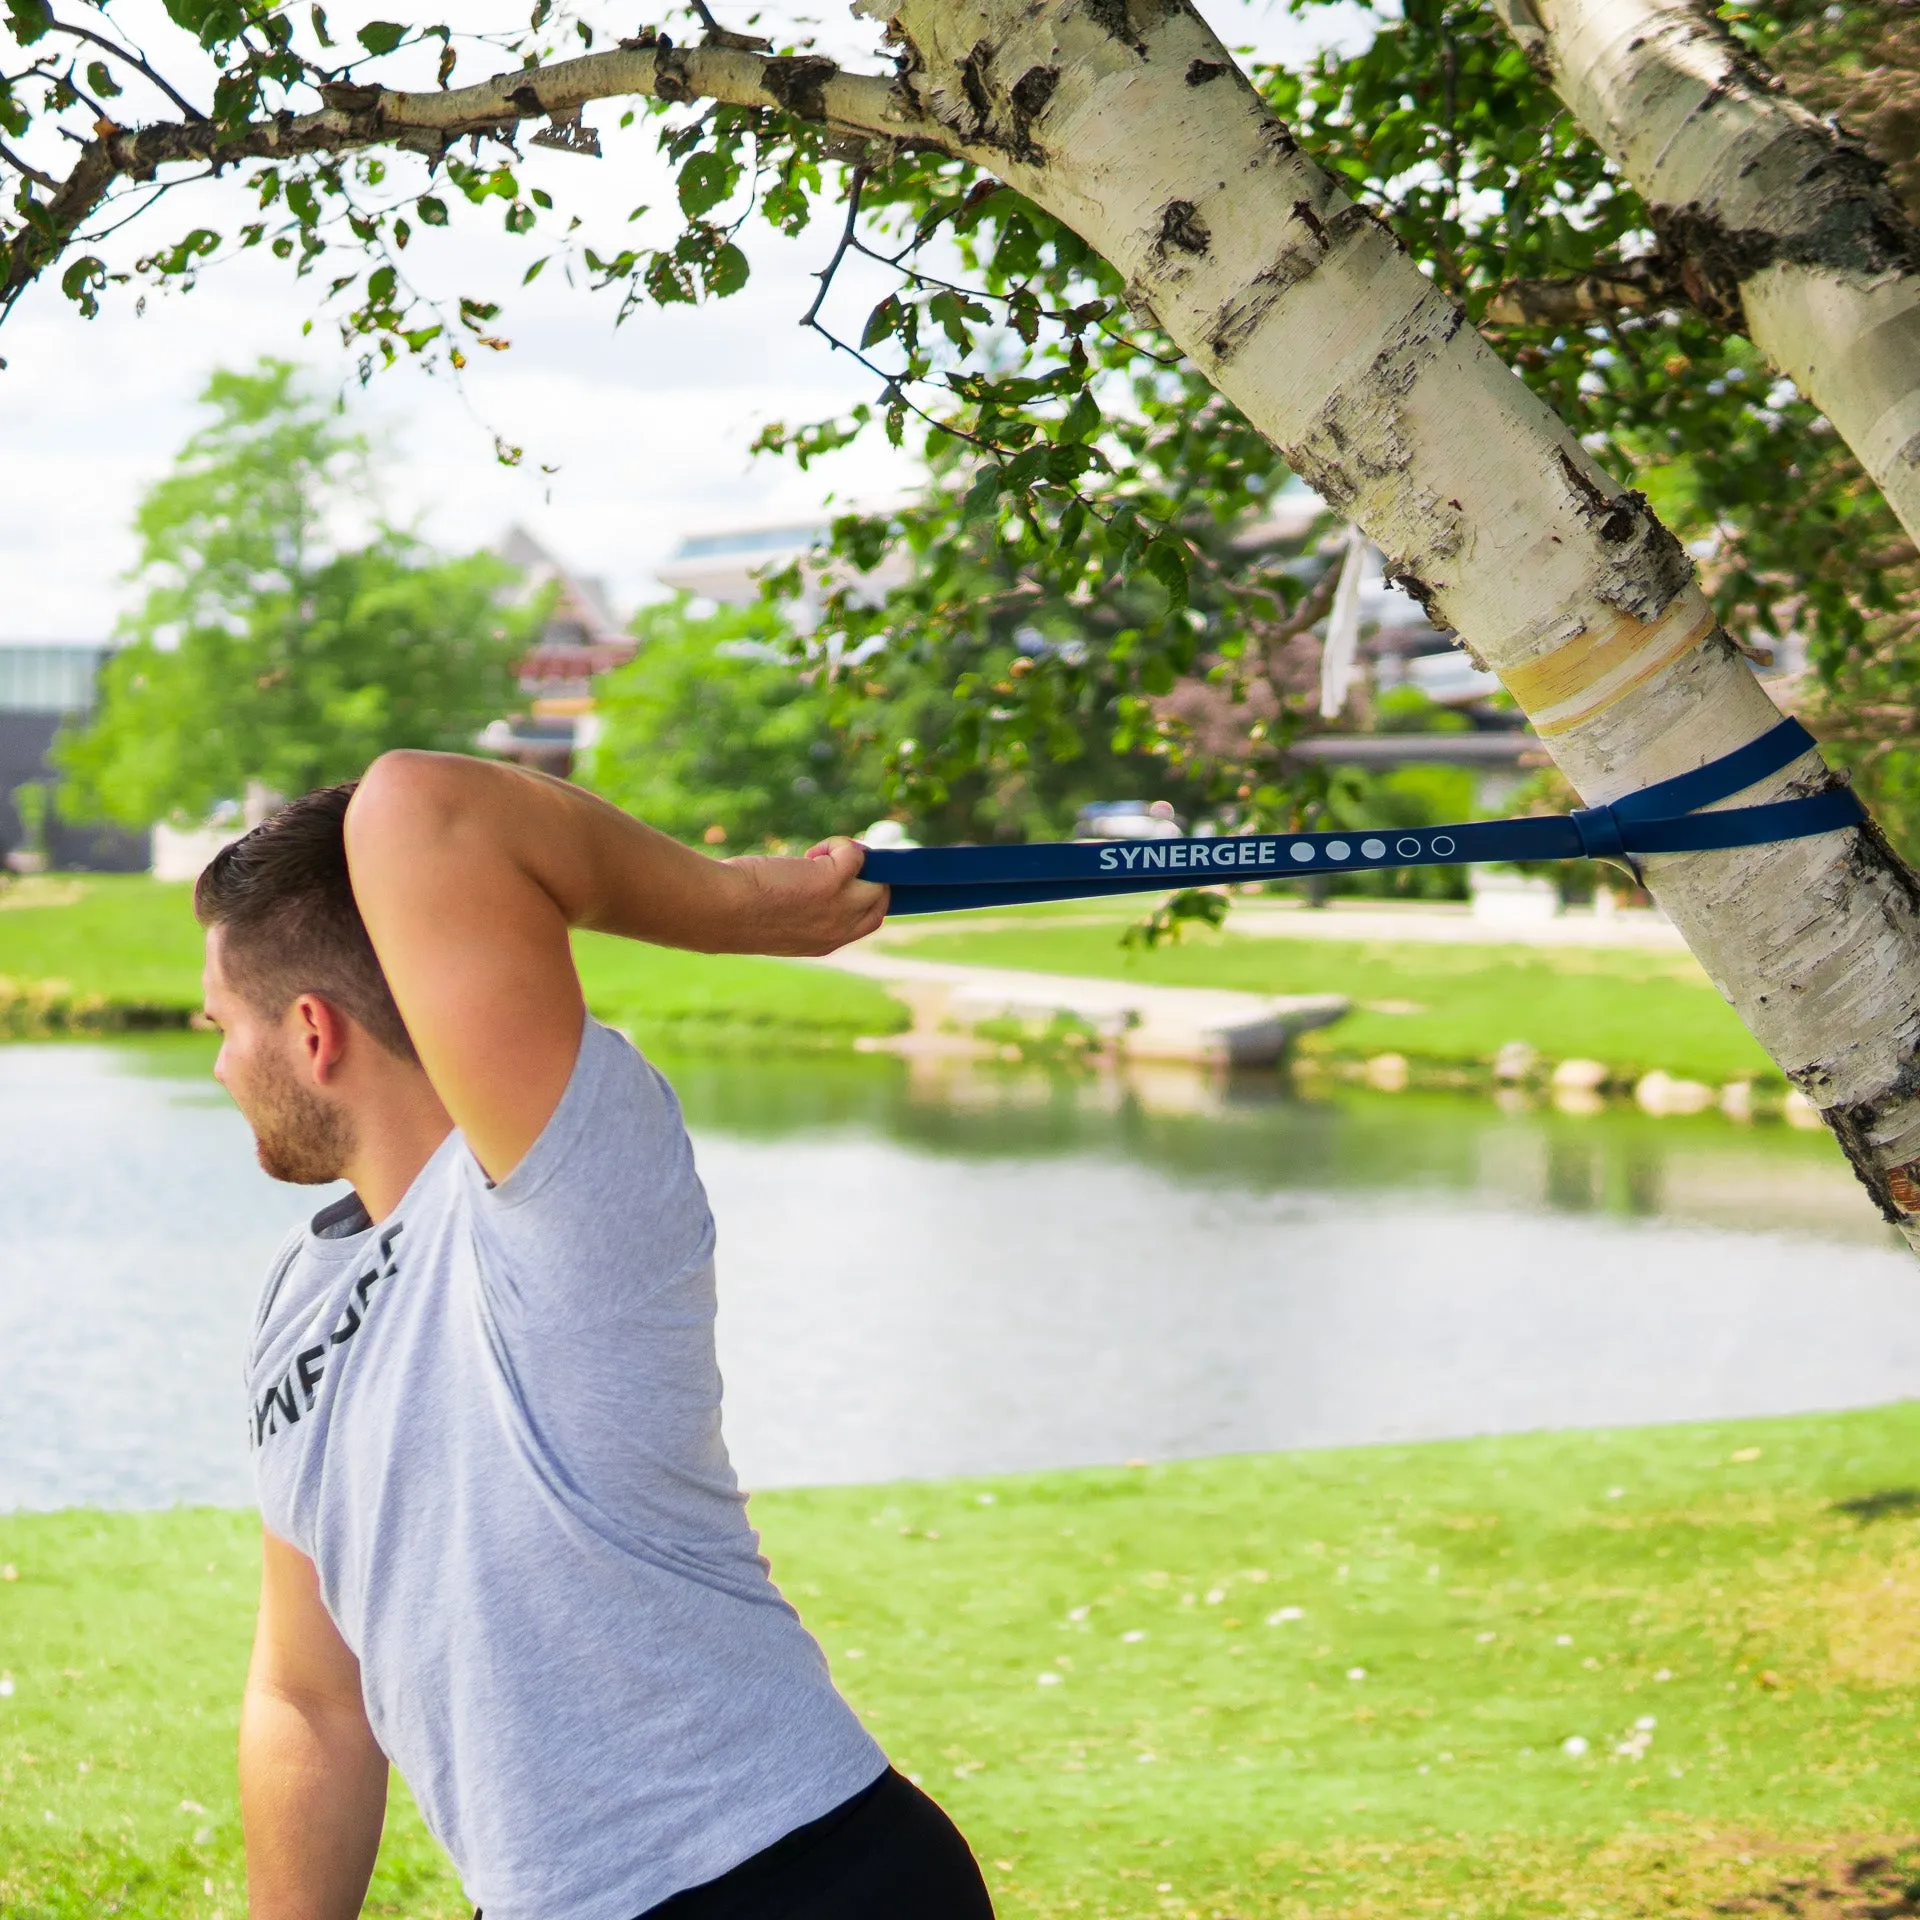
{"left": 0, "top": 0, "right": 1373, "bottom": 639}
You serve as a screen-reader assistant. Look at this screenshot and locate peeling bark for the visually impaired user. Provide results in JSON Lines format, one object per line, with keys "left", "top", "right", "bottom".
{"left": 883, "top": 0, "right": 1920, "bottom": 1244}
{"left": 1488, "top": 0, "right": 1920, "bottom": 567}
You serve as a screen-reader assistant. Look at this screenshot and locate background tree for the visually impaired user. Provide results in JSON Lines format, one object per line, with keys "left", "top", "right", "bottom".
{"left": 583, "top": 589, "right": 1218, "bottom": 849}
{"left": 583, "top": 596, "right": 890, "bottom": 849}
{"left": 56, "top": 359, "right": 534, "bottom": 827}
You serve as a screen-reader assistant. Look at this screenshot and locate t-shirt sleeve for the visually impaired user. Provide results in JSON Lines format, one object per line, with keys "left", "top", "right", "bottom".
{"left": 469, "top": 1019, "right": 716, "bottom": 1330}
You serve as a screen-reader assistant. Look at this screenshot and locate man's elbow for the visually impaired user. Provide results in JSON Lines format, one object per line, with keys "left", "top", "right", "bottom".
{"left": 347, "top": 750, "right": 493, "bottom": 865}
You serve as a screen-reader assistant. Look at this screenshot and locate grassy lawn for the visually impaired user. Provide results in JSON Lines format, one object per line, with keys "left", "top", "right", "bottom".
{"left": 1, "top": 877, "right": 1773, "bottom": 1081}
{"left": 0, "top": 876, "right": 206, "bottom": 1012}
{"left": 0, "top": 875, "right": 907, "bottom": 1048}
{"left": 884, "top": 910, "right": 1776, "bottom": 1086}
{"left": 4, "top": 1405, "right": 1918, "bottom": 1918}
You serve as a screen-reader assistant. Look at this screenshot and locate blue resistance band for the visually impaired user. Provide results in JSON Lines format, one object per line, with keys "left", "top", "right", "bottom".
{"left": 860, "top": 716, "right": 1864, "bottom": 916}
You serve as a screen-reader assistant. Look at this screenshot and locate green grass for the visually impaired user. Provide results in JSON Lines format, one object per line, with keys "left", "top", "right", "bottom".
{"left": 884, "top": 911, "right": 1777, "bottom": 1085}
{"left": 572, "top": 930, "right": 906, "bottom": 1049}
{"left": 0, "top": 875, "right": 907, "bottom": 1049}
{"left": 5, "top": 1406, "right": 1919, "bottom": 1918}
{"left": 0, "top": 877, "right": 206, "bottom": 1011}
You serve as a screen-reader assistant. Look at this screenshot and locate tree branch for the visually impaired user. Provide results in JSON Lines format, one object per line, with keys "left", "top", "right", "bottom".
{"left": 42, "top": 13, "right": 207, "bottom": 122}
{"left": 1, "top": 36, "right": 975, "bottom": 315}
{"left": 0, "top": 136, "right": 58, "bottom": 189}
{"left": 1256, "top": 556, "right": 1341, "bottom": 696}
{"left": 1483, "top": 264, "right": 1669, "bottom": 330}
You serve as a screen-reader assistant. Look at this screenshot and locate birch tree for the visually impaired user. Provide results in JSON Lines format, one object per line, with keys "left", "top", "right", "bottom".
{"left": 6, "top": 0, "right": 1920, "bottom": 1239}
{"left": 1487, "top": 0, "right": 1920, "bottom": 560}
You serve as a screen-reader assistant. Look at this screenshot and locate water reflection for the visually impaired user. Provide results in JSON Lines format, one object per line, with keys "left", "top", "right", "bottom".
{"left": 659, "top": 1049, "right": 1896, "bottom": 1246}
{"left": 1, "top": 1037, "right": 1913, "bottom": 1512}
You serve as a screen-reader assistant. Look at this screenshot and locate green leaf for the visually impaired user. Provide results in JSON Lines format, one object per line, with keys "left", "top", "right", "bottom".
{"left": 356, "top": 19, "right": 407, "bottom": 55}
{"left": 677, "top": 151, "right": 737, "bottom": 219}
{"left": 415, "top": 195, "right": 449, "bottom": 226}
{"left": 85, "top": 60, "right": 123, "bottom": 99}
{"left": 1060, "top": 388, "right": 1101, "bottom": 444}
{"left": 4, "top": 0, "right": 52, "bottom": 43}
{"left": 962, "top": 468, "right": 1002, "bottom": 524}
{"left": 161, "top": 0, "right": 246, "bottom": 47}
{"left": 928, "top": 290, "right": 978, "bottom": 352}
{"left": 861, "top": 295, "right": 901, "bottom": 351}
{"left": 705, "top": 242, "right": 749, "bottom": 299}
{"left": 60, "top": 254, "right": 108, "bottom": 316}
{"left": 310, "top": 3, "right": 334, "bottom": 46}
{"left": 1142, "top": 536, "right": 1189, "bottom": 612}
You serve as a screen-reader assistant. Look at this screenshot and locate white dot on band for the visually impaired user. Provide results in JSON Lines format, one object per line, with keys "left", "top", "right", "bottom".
{"left": 1325, "top": 840, "right": 1350, "bottom": 861}
{"left": 1360, "top": 838, "right": 1387, "bottom": 859}
{"left": 1290, "top": 843, "right": 1316, "bottom": 863}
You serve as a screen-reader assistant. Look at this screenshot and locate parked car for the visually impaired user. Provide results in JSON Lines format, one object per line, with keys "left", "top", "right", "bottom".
{"left": 1073, "top": 799, "right": 1184, "bottom": 841}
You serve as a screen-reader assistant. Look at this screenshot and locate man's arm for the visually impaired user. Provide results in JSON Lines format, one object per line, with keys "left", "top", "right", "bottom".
{"left": 344, "top": 752, "right": 886, "bottom": 1183}
{"left": 240, "top": 1530, "right": 390, "bottom": 1920}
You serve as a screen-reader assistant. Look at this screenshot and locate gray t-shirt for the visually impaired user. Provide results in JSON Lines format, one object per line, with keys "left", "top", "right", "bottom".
{"left": 246, "top": 1019, "right": 884, "bottom": 1920}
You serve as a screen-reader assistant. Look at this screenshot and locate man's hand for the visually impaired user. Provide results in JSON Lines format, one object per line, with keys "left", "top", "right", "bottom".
{"left": 723, "top": 837, "right": 889, "bottom": 956}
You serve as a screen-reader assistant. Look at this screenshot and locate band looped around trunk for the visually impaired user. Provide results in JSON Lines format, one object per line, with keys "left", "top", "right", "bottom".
{"left": 859, "top": 718, "right": 1863, "bottom": 917}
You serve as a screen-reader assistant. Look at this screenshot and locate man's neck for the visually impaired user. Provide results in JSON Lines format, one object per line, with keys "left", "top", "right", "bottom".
{"left": 342, "top": 1077, "right": 456, "bottom": 1224}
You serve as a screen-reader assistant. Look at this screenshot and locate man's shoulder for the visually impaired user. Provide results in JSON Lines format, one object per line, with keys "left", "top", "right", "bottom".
{"left": 245, "top": 1181, "right": 440, "bottom": 1382}
{"left": 249, "top": 1219, "right": 315, "bottom": 1359}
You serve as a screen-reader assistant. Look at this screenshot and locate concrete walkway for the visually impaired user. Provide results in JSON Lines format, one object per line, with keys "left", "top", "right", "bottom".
{"left": 814, "top": 945, "right": 1349, "bottom": 1067}
{"left": 871, "top": 898, "right": 1690, "bottom": 953}
{"left": 1202, "top": 898, "right": 1688, "bottom": 951}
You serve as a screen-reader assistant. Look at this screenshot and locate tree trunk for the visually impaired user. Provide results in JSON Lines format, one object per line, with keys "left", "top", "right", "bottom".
{"left": 880, "top": 0, "right": 1920, "bottom": 1244}
{"left": 1489, "top": 0, "right": 1920, "bottom": 554}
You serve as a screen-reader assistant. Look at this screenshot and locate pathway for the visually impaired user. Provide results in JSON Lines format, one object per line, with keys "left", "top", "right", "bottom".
{"left": 813, "top": 945, "right": 1349, "bottom": 1067}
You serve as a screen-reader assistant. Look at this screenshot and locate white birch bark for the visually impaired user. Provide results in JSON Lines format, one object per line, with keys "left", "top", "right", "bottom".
{"left": 870, "top": 0, "right": 1920, "bottom": 1243}
{"left": 1489, "top": 0, "right": 1920, "bottom": 553}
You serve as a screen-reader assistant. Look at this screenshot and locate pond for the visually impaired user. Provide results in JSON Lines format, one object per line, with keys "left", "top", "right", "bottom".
{"left": 2, "top": 1035, "right": 1915, "bottom": 1513}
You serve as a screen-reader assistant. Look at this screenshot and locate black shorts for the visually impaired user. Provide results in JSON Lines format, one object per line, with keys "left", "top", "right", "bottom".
{"left": 473, "top": 1769, "right": 994, "bottom": 1920}
{"left": 645, "top": 1769, "right": 994, "bottom": 1919}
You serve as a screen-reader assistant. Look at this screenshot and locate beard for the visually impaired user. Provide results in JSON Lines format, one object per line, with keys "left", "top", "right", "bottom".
{"left": 240, "top": 1048, "right": 356, "bottom": 1185}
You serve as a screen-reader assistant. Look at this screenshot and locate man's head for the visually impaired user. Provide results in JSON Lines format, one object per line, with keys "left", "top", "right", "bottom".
{"left": 196, "top": 783, "right": 420, "bottom": 1184}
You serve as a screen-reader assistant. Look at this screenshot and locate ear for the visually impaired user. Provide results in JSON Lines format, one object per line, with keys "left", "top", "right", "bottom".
{"left": 289, "top": 993, "right": 355, "bottom": 1086}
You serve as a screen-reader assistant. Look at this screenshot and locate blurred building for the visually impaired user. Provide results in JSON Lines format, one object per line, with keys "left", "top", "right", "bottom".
{"left": 654, "top": 512, "right": 913, "bottom": 610}
{"left": 0, "top": 643, "right": 148, "bottom": 873}
{"left": 477, "top": 528, "right": 636, "bottom": 776}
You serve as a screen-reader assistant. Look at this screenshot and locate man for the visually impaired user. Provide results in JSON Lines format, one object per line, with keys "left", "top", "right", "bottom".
{"left": 197, "top": 752, "right": 995, "bottom": 1920}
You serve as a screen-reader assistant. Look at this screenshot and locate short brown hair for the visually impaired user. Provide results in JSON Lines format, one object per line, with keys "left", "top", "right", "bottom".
{"left": 194, "top": 782, "right": 417, "bottom": 1061}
